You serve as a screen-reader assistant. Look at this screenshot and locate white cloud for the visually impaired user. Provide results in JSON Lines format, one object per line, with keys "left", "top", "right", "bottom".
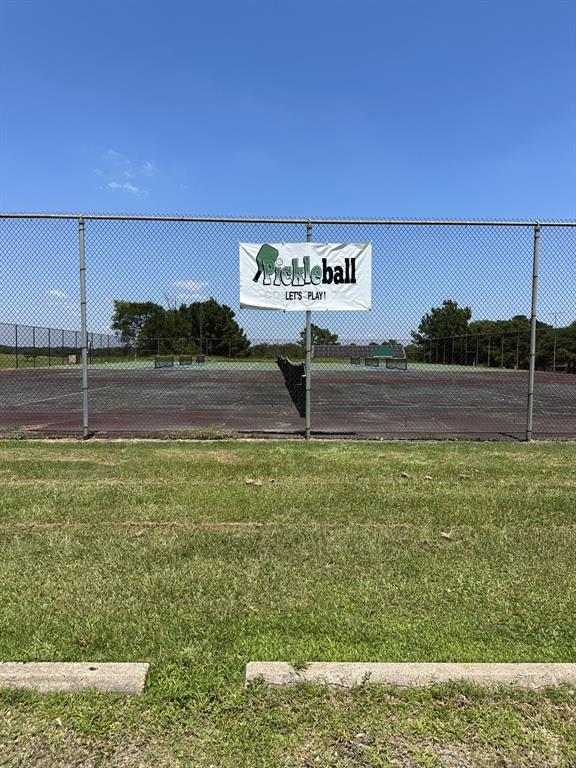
{"left": 104, "top": 149, "right": 124, "bottom": 160}
{"left": 173, "top": 280, "right": 209, "bottom": 292}
{"left": 140, "top": 160, "right": 157, "bottom": 176}
{"left": 172, "top": 279, "right": 209, "bottom": 303}
{"left": 108, "top": 181, "right": 140, "bottom": 194}
{"left": 96, "top": 150, "right": 157, "bottom": 195}
{"left": 49, "top": 289, "right": 69, "bottom": 299}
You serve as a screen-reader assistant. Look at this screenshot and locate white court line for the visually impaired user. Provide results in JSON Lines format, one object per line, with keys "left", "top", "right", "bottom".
{"left": 12, "top": 385, "right": 116, "bottom": 408}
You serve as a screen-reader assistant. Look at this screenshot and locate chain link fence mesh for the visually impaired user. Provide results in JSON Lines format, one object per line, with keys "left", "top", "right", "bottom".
{"left": 0, "top": 215, "right": 574, "bottom": 439}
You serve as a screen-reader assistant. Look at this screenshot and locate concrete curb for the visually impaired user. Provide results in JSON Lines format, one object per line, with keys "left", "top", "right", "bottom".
{"left": 245, "top": 662, "right": 576, "bottom": 689}
{"left": 0, "top": 662, "right": 149, "bottom": 695}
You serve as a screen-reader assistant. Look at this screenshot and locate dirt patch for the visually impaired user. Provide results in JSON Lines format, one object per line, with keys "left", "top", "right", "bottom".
{"left": 151, "top": 447, "right": 243, "bottom": 464}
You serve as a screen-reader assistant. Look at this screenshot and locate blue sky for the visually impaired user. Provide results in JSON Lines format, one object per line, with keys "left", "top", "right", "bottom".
{"left": 1, "top": 0, "right": 575, "bottom": 340}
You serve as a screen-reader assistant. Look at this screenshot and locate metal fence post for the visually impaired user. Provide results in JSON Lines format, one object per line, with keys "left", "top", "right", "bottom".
{"left": 305, "top": 221, "right": 313, "bottom": 439}
{"left": 79, "top": 217, "right": 90, "bottom": 438}
{"left": 526, "top": 223, "right": 540, "bottom": 441}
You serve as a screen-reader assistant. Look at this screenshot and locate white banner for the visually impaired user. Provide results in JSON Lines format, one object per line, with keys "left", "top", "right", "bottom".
{"left": 239, "top": 242, "right": 371, "bottom": 311}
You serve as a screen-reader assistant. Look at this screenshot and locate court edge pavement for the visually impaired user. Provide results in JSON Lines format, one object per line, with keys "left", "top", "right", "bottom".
{"left": 245, "top": 662, "right": 576, "bottom": 689}
{"left": 0, "top": 662, "right": 149, "bottom": 695}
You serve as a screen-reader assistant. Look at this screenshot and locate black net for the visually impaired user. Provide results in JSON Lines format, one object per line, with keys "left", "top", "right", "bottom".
{"left": 154, "top": 356, "right": 174, "bottom": 369}
{"left": 276, "top": 355, "right": 306, "bottom": 418}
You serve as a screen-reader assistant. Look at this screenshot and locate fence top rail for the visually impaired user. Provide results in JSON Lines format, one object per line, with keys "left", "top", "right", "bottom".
{"left": 1, "top": 213, "right": 576, "bottom": 227}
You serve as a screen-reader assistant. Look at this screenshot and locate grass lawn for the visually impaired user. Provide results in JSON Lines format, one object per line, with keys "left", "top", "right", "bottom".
{"left": 0, "top": 353, "right": 59, "bottom": 370}
{"left": 0, "top": 440, "right": 575, "bottom": 766}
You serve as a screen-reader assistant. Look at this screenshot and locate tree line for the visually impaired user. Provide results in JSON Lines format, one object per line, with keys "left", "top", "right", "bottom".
{"left": 111, "top": 299, "right": 342, "bottom": 358}
{"left": 111, "top": 299, "right": 250, "bottom": 357}
{"left": 111, "top": 297, "right": 574, "bottom": 370}
{"left": 407, "top": 299, "right": 576, "bottom": 370}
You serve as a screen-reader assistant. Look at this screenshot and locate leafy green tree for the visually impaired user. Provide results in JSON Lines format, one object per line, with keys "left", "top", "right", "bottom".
{"left": 184, "top": 298, "right": 250, "bottom": 356}
{"left": 467, "top": 317, "right": 531, "bottom": 368}
{"left": 300, "top": 323, "right": 338, "bottom": 347}
{"left": 412, "top": 300, "right": 472, "bottom": 347}
{"left": 111, "top": 301, "right": 161, "bottom": 346}
{"left": 412, "top": 303, "right": 576, "bottom": 370}
{"left": 111, "top": 298, "right": 249, "bottom": 357}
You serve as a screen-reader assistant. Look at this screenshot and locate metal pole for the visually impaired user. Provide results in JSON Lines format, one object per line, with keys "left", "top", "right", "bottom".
{"left": 1, "top": 213, "right": 576, "bottom": 227}
{"left": 552, "top": 315, "right": 557, "bottom": 373}
{"left": 305, "top": 221, "right": 313, "bottom": 439}
{"left": 526, "top": 223, "right": 540, "bottom": 441}
{"left": 79, "top": 217, "right": 90, "bottom": 438}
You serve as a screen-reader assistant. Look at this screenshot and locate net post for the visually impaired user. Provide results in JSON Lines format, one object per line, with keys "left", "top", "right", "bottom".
{"left": 79, "top": 216, "right": 90, "bottom": 439}
{"left": 526, "top": 222, "right": 540, "bottom": 441}
{"left": 305, "top": 221, "right": 313, "bottom": 439}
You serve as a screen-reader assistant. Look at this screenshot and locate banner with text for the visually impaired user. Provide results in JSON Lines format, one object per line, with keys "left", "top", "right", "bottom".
{"left": 240, "top": 242, "right": 372, "bottom": 311}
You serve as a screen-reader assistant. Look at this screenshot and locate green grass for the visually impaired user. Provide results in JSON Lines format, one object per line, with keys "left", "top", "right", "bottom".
{"left": 0, "top": 441, "right": 575, "bottom": 766}
{"left": 0, "top": 353, "right": 64, "bottom": 369}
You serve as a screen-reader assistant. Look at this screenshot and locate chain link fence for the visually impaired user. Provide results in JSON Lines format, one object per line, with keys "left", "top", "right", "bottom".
{"left": 0, "top": 214, "right": 574, "bottom": 440}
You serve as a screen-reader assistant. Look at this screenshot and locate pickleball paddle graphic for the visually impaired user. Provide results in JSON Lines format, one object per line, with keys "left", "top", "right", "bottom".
{"left": 253, "top": 244, "right": 279, "bottom": 282}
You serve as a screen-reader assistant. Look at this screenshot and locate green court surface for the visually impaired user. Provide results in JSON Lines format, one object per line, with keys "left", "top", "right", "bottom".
{"left": 84, "top": 359, "right": 525, "bottom": 373}
{"left": 1, "top": 350, "right": 526, "bottom": 374}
